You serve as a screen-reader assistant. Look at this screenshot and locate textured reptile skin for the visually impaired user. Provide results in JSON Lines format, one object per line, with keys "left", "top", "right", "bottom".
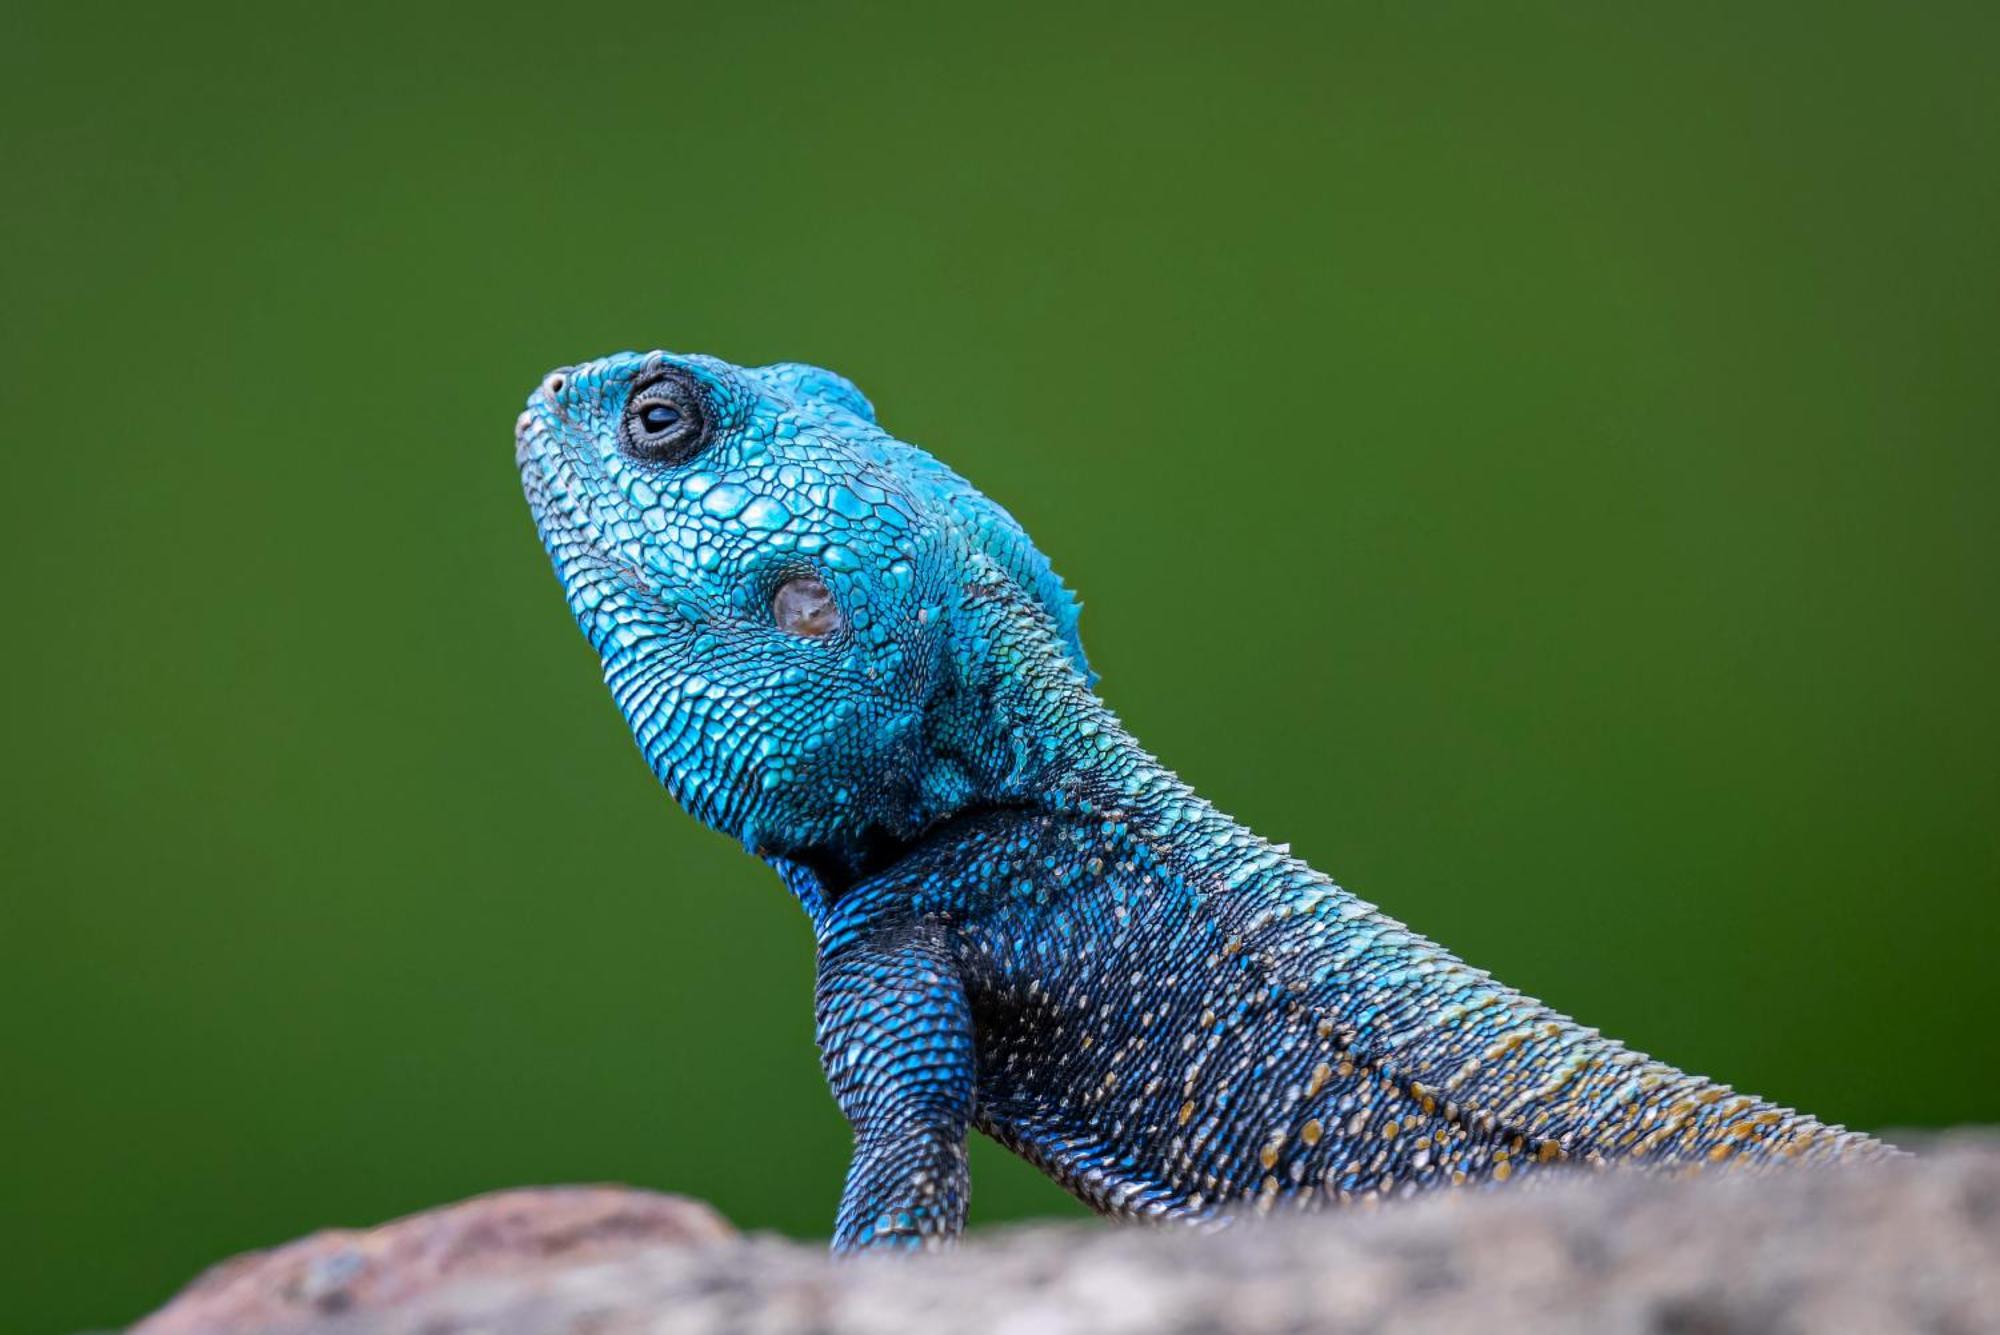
{"left": 515, "top": 351, "right": 1888, "bottom": 1252}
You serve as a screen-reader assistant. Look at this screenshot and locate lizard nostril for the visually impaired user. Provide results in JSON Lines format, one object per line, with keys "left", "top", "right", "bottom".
{"left": 542, "top": 369, "right": 569, "bottom": 398}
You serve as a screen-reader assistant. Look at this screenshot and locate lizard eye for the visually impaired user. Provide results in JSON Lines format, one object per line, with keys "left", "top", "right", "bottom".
{"left": 619, "top": 372, "right": 712, "bottom": 465}
{"left": 773, "top": 575, "right": 843, "bottom": 639}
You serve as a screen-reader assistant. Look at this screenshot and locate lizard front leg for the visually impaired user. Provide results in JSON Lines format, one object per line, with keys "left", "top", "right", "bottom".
{"left": 814, "top": 920, "right": 975, "bottom": 1253}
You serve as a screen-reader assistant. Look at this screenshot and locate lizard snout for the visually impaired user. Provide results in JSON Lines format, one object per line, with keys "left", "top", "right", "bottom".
{"left": 517, "top": 366, "right": 579, "bottom": 461}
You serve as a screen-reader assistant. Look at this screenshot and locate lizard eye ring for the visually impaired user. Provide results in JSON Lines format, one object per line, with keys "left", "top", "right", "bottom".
{"left": 619, "top": 372, "right": 713, "bottom": 465}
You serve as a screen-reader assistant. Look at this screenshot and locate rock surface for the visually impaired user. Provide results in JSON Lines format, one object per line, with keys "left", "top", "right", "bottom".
{"left": 132, "top": 1186, "right": 734, "bottom": 1334}
{"left": 138, "top": 1137, "right": 1999, "bottom": 1334}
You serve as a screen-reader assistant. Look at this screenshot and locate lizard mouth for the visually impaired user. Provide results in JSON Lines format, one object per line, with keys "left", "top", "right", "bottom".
{"left": 512, "top": 409, "right": 540, "bottom": 465}
{"left": 513, "top": 387, "right": 635, "bottom": 588}
{"left": 514, "top": 378, "right": 570, "bottom": 465}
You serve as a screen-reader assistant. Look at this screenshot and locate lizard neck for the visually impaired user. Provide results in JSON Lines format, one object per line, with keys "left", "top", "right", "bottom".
{"left": 941, "top": 565, "right": 1162, "bottom": 814}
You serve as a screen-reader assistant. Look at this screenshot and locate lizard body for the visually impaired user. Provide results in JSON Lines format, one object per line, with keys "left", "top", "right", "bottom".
{"left": 515, "top": 351, "right": 1888, "bottom": 1251}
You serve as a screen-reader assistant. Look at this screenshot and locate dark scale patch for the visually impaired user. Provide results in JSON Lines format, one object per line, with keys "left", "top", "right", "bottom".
{"left": 829, "top": 763, "right": 1884, "bottom": 1224}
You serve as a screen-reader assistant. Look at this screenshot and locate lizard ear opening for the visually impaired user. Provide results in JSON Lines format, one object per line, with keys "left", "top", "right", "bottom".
{"left": 773, "top": 574, "right": 844, "bottom": 639}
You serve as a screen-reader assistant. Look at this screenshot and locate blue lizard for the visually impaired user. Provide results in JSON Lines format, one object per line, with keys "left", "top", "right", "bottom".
{"left": 515, "top": 351, "right": 1890, "bottom": 1252}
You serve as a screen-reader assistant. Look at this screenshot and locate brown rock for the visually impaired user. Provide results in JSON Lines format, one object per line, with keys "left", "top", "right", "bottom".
{"left": 132, "top": 1185, "right": 733, "bottom": 1334}
{"left": 131, "top": 1137, "right": 2000, "bottom": 1335}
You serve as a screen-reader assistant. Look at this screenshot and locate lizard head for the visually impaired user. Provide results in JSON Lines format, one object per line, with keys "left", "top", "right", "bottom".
{"left": 516, "top": 350, "right": 1095, "bottom": 892}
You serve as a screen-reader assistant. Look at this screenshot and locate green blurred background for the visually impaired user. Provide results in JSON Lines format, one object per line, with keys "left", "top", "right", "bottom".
{"left": 4, "top": 3, "right": 1996, "bottom": 1329}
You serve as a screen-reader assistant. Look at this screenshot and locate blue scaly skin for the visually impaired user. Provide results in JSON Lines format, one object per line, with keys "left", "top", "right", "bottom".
{"left": 515, "top": 351, "right": 1891, "bottom": 1252}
